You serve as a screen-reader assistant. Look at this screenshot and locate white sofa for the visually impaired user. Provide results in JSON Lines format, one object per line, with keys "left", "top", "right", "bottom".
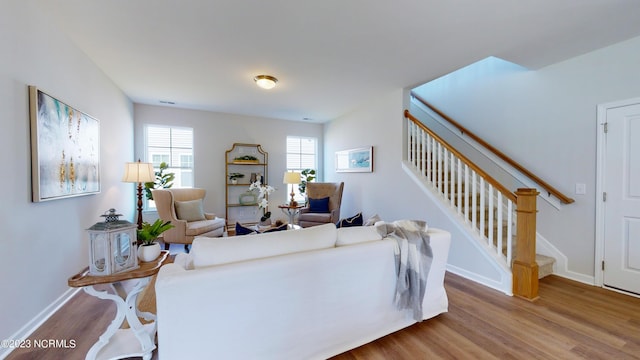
{"left": 155, "top": 222, "right": 451, "bottom": 360}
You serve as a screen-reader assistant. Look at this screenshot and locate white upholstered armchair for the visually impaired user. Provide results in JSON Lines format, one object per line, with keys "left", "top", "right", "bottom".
{"left": 152, "top": 188, "right": 225, "bottom": 251}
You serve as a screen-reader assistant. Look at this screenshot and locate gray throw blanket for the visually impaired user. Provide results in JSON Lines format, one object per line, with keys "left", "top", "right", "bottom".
{"left": 376, "top": 220, "right": 433, "bottom": 321}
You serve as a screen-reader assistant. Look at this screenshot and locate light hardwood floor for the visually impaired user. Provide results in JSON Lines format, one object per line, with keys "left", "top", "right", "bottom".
{"left": 6, "top": 272, "right": 640, "bottom": 360}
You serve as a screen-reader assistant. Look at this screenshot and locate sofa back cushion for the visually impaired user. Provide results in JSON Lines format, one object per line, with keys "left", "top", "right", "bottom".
{"left": 191, "top": 223, "right": 338, "bottom": 268}
{"left": 336, "top": 226, "right": 382, "bottom": 246}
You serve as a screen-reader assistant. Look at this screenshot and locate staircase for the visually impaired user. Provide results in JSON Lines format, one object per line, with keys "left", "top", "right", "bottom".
{"left": 446, "top": 175, "right": 555, "bottom": 279}
{"left": 404, "top": 108, "right": 559, "bottom": 299}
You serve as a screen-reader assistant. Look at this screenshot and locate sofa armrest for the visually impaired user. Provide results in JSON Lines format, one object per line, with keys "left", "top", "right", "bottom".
{"left": 174, "top": 253, "right": 194, "bottom": 270}
{"left": 159, "top": 263, "right": 188, "bottom": 277}
{"left": 421, "top": 227, "right": 451, "bottom": 319}
{"left": 329, "top": 208, "right": 340, "bottom": 222}
{"left": 164, "top": 218, "right": 188, "bottom": 243}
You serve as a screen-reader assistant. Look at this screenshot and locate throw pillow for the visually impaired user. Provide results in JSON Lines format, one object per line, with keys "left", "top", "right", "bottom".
{"left": 309, "top": 197, "right": 330, "bottom": 213}
{"left": 235, "top": 222, "right": 256, "bottom": 236}
{"left": 175, "top": 199, "right": 206, "bottom": 222}
{"left": 263, "top": 222, "right": 288, "bottom": 233}
{"left": 338, "top": 212, "right": 363, "bottom": 228}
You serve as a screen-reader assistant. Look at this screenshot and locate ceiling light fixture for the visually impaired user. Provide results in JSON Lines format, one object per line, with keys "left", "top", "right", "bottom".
{"left": 254, "top": 75, "right": 278, "bottom": 90}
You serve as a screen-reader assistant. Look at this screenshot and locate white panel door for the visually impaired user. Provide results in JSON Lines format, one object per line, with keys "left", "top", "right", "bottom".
{"left": 603, "top": 103, "right": 640, "bottom": 295}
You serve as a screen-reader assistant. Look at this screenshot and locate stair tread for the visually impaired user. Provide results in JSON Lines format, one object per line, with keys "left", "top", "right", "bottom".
{"left": 536, "top": 254, "right": 555, "bottom": 279}
{"left": 536, "top": 254, "right": 556, "bottom": 266}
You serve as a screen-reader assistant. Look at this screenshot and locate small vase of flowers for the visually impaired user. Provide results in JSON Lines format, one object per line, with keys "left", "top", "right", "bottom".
{"left": 249, "top": 180, "right": 275, "bottom": 225}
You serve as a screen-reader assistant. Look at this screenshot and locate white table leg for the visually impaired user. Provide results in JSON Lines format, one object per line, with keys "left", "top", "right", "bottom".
{"left": 83, "top": 277, "right": 156, "bottom": 360}
{"left": 280, "top": 207, "right": 299, "bottom": 225}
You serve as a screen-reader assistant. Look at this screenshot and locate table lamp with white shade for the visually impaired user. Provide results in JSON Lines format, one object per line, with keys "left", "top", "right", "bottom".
{"left": 283, "top": 171, "right": 301, "bottom": 207}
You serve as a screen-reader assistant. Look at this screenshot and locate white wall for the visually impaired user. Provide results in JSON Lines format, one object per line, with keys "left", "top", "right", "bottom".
{"left": 413, "top": 36, "right": 640, "bottom": 277}
{"left": 133, "top": 104, "right": 324, "bottom": 224}
{"left": 324, "top": 89, "right": 504, "bottom": 285}
{"left": 0, "top": 1, "right": 134, "bottom": 347}
{"left": 324, "top": 89, "right": 411, "bottom": 221}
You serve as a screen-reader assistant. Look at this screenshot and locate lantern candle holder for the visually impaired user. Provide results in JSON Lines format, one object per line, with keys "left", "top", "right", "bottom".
{"left": 87, "top": 209, "right": 138, "bottom": 276}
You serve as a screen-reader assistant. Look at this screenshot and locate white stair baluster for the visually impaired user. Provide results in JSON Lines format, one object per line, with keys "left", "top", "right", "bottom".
{"left": 488, "top": 184, "right": 494, "bottom": 248}
{"left": 497, "top": 192, "right": 504, "bottom": 257}
{"left": 507, "top": 200, "right": 513, "bottom": 265}
{"left": 480, "top": 177, "right": 486, "bottom": 240}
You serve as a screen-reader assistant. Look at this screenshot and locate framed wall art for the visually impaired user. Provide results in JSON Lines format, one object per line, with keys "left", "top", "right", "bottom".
{"left": 335, "top": 146, "right": 373, "bottom": 173}
{"left": 29, "top": 86, "right": 100, "bottom": 202}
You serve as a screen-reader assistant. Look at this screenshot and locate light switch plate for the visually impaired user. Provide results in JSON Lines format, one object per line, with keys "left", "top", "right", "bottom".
{"left": 575, "top": 183, "right": 586, "bottom": 195}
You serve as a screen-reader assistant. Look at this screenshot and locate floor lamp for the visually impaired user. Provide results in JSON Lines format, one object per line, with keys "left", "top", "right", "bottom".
{"left": 122, "top": 160, "right": 155, "bottom": 229}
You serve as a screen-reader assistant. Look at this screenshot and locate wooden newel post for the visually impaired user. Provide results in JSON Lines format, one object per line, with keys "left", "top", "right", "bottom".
{"left": 513, "top": 188, "right": 540, "bottom": 301}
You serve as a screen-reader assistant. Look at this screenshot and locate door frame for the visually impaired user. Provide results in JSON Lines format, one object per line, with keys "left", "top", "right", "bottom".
{"left": 595, "top": 97, "right": 640, "bottom": 290}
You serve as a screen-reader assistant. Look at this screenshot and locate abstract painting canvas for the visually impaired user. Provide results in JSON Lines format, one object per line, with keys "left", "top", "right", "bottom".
{"left": 29, "top": 86, "right": 100, "bottom": 202}
{"left": 335, "top": 147, "right": 373, "bottom": 173}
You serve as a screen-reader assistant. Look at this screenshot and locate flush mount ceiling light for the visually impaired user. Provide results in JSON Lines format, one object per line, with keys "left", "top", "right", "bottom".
{"left": 254, "top": 75, "right": 278, "bottom": 90}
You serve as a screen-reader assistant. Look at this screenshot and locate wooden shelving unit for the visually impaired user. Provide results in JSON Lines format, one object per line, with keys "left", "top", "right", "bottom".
{"left": 225, "top": 143, "right": 268, "bottom": 232}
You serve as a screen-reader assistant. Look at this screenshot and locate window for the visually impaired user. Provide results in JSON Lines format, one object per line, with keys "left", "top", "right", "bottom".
{"left": 286, "top": 136, "right": 317, "bottom": 202}
{"left": 146, "top": 125, "right": 194, "bottom": 208}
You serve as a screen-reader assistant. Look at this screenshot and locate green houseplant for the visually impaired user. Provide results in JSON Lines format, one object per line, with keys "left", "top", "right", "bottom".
{"left": 298, "top": 168, "right": 316, "bottom": 199}
{"left": 234, "top": 155, "right": 259, "bottom": 162}
{"left": 136, "top": 219, "right": 174, "bottom": 262}
{"left": 228, "top": 172, "right": 245, "bottom": 184}
{"left": 144, "top": 162, "right": 175, "bottom": 201}
{"left": 137, "top": 219, "right": 174, "bottom": 245}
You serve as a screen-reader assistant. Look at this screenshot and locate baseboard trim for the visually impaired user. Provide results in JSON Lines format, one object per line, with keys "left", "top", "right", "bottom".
{"left": 446, "top": 264, "right": 513, "bottom": 296}
{"left": 0, "top": 287, "right": 80, "bottom": 360}
{"left": 556, "top": 270, "right": 595, "bottom": 286}
{"left": 535, "top": 233, "right": 595, "bottom": 285}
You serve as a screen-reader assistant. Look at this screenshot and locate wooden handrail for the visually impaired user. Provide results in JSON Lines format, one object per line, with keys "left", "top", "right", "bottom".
{"left": 405, "top": 109, "right": 516, "bottom": 203}
{"left": 410, "top": 92, "right": 575, "bottom": 204}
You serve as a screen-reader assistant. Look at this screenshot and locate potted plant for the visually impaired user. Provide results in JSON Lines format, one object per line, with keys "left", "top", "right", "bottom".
{"left": 228, "top": 172, "right": 245, "bottom": 184}
{"left": 298, "top": 168, "right": 316, "bottom": 204}
{"left": 233, "top": 155, "right": 259, "bottom": 164}
{"left": 144, "top": 162, "right": 175, "bottom": 200}
{"left": 136, "top": 219, "right": 174, "bottom": 262}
